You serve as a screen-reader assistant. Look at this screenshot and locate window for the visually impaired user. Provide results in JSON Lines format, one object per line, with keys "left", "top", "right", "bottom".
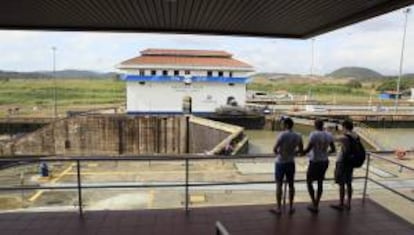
{"left": 174, "top": 70, "right": 179, "bottom": 76}
{"left": 185, "top": 70, "right": 191, "bottom": 75}
{"left": 162, "top": 70, "right": 168, "bottom": 76}
{"left": 218, "top": 71, "right": 223, "bottom": 77}
{"left": 229, "top": 72, "right": 233, "bottom": 77}
{"left": 139, "top": 70, "right": 145, "bottom": 76}
{"left": 207, "top": 71, "right": 213, "bottom": 77}
{"left": 151, "top": 70, "right": 156, "bottom": 76}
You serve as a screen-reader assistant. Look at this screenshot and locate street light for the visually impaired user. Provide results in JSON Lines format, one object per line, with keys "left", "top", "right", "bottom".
{"left": 52, "top": 46, "right": 57, "bottom": 118}
{"left": 395, "top": 8, "right": 411, "bottom": 113}
{"left": 310, "top": 38, "right": 315, "bottom": 78}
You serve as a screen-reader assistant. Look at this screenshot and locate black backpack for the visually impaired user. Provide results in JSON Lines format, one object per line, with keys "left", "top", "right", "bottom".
{"left": 344, "top": 134, "right": 366, "bottom": 168}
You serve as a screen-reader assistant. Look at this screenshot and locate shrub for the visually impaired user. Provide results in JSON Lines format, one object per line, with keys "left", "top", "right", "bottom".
{"left": 346, "top": 80, "right": 362, "bottom": 89}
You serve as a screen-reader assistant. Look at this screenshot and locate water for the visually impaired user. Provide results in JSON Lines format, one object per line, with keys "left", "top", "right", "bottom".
{"left": 371, "top": 128, "right": 414, "bottom": 150}
{"left": 246, "top": 128, "right": 414, "bottom": 154}
{"left": 246, "top": 126, "right": 311, "bottom": 154}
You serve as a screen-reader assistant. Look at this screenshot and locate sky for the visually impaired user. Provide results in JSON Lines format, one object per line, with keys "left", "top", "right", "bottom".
{"left": 0, "top": 6, "right": 413, "bottom": 76}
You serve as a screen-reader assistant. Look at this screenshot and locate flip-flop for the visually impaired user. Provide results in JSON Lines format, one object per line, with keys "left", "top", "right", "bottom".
{"left": 307, "top": 205, "right": 319, "bottom": 214}
{"left": 330, "top": 204, "right": 344, "bottom": 211}
{"left": 269, "top": 208, "right": 282, "bottom": 215}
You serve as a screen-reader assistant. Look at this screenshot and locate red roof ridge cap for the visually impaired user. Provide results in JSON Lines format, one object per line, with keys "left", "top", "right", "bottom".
{"left": 140, "top": 48, "right": 232, "bottom": 57}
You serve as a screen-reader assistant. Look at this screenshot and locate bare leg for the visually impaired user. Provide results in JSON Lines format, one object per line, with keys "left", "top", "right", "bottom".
{"left": 288, "top": 181, "right": 295, "bottom": 213}
{"left": 346, "top": 183, "right": 353, "bottom": 210}
{"left": 316, "top": 180, "right": 323, "bottom": 208}
{"left": 331, "top": 183, "right": 345, "bottom": 211}
{"left": 307, "top": 180, "right": 316, "bottom": 206}
{"left": 275, "top": 181, "right": 283, "bottom": 213}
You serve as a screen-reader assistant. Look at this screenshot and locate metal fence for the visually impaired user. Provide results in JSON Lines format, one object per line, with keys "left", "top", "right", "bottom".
{"left": 0, "top": 152, "right": 412, "bottom": 216}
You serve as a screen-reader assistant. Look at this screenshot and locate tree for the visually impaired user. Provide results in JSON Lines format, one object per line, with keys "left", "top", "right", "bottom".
{"left": 376, "top": 79, "right": 414, "bottom": 92}
{"left": 346, "top": 79, "right": 362, "bottom": 89}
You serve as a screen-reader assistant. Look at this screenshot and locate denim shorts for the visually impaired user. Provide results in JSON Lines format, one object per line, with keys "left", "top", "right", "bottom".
{"left": 334, "top": 162, "right": 354, "bottom": 184}
{"left": 307, "top": 161, "right": 329, "bottom": 182}
{"left": 275, "top": 162, "right": 295, "bottom": 183}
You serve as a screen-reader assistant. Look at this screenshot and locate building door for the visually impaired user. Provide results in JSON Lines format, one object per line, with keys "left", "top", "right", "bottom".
{"left": 182, "top": 96, "right": 192, "bottom": 113}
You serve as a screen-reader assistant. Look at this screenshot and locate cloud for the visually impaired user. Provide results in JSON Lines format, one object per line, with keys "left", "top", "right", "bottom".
{"left": 0, "top": 6, "right": 413, "bottom": 75}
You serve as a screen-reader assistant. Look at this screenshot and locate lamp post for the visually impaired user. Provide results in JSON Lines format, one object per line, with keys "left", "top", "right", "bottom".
{"left": 310, "top": 38, "right": 315, "bottom": 78}
{"left": 52, "top": 46, "right": 57, "bottom": 118}
{"left": 395, "top": 8, "right": 411, "bottom": 113}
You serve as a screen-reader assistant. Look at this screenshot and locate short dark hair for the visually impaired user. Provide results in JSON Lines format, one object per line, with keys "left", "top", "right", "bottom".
{"left": 342, "top": 119, "right": 354, "bottom": 131}
{"left": 315, "top": 119, "right": 324, "bottom": 130}
{"left": 283, "top": 117, "right": 294, "bottom": 129}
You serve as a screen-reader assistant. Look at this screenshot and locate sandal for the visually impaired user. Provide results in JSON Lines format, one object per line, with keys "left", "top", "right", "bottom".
{"left": 330, "top": 204, "right": 344, "bottom": 211}
{"left": 307, "top": 205, "right": 319, "bottom": 214}
{"left": 269, "top": 208, "right": 282, "bottom": 215}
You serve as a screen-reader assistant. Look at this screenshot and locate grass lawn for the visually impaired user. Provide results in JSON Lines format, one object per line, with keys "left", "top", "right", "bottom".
{"left": 0, "top": 77, "right": 407, "bottom": 118}
{"left": 0, "top": 78, "right": 125, "bottom": 117}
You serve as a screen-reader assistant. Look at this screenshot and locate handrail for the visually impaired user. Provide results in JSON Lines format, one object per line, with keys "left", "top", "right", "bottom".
{"left": 0, "top": 152, "right": 412, "bottom": 216}
{"left": 368, "top": 178, "right": 414, "bottom": 203}
{"left": 0, "top": 154, "right": 277, "bottom": 162}
{"left": 216, "top": 221, "right": 230, "bottom": 235}
{"left": 0, "top": 177, "right": 367, "bottom": 191}
{"left": 369, "top": 152, "right": 414, "bottom": 172}
{"left": 0, "top": 150, "right": 409, "bottom": 161}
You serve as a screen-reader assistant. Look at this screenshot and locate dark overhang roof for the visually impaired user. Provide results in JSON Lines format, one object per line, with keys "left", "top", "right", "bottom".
{"left": 1, "top": 0, "right": 413, "bottom": 38}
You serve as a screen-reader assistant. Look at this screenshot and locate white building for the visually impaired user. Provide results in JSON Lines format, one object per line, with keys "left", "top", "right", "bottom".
{"left": 117, "top": 49, "right": 254, "bottom": 114}
{"left": 411, "top": 88, "right": 414, "bottom": 101}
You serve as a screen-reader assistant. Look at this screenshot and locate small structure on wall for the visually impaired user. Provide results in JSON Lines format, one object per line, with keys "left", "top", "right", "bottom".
{"left": 379, "top": 91, "right": 402, "bottom": 100}
{"left": 117, "top": 49, "right": 254, "bottom": 115}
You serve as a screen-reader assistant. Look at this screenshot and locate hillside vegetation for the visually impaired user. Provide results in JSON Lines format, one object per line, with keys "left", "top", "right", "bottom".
{"left": 328, "top": 67, "right": 383, "bottom": 79}
{"left": 0, "top": 78, "right": 125, "bottom": 117}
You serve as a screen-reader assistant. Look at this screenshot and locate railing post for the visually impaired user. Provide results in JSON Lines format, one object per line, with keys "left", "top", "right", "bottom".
{"left": 185, "top": 158, "right": 190, "bottom": 214}
{"left": 76, "top": 160, "right": 83, "bottom": 216}
{"left": 282, "top": 181, "right": 287, "bottom": 212}
{"left": 362, "top": 153, "right": 371, "bottom": 204}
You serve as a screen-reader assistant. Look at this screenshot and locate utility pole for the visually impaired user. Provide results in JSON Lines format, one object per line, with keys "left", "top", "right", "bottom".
{"left": 395, "top": 8, "right": 410, "bottom": 113}
{"left": 52, "top": 46, "right": 57, "bottom": 118}
{"left": 310, "top": 38, "right": 315, "bottom": 78}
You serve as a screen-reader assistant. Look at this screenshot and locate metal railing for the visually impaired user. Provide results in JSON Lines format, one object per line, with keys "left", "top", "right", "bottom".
{"left": 0, "top": 152, "right": 412, "bottom": 216}
{"left": 366, "top": 152, "right": 414, "bottom": 203}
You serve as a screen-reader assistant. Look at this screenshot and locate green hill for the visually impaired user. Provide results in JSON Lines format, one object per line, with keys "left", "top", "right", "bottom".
{"left": 328, "top": 67, "right": 383, "bottom": 79}
{"left": 0, "top": 69, "right": 117, "bottom": 79}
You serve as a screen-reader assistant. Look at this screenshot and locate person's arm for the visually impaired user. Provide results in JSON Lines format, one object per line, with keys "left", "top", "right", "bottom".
{"left": 328, "top": 134, "right": 336, "bottom": 154}
{"left": 303, "top": 142, "right": 313, "bottom": 155}
{"left": 273, "top": 134, "right": 281, "bottom": 154}
{"left": 303, "top": 133, "right": 313, "bottom": 155}
{"left": 297, "top": 136, "right": 304, "bottom": 156}
{"left": 329, "top": 142, "right": 336, "bottom": 154}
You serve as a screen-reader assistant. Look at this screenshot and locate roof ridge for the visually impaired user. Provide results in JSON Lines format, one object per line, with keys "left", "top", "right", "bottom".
{"left": 140, "top": 48, "right": 232, "bottom": 57}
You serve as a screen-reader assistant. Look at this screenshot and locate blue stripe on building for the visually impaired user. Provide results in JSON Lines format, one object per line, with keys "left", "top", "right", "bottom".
{"left": 122, "top": 75, "right": 250, "bottom": 84}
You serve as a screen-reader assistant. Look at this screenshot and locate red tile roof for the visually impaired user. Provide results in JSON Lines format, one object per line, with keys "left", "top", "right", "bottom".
{"left": 119, "top": 49, "right": 253, "bottom": 69}
{"left": 141, "top": 49, "right": 232, "bottom": 57}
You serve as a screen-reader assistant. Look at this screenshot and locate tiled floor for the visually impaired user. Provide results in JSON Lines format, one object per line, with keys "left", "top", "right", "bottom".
{"left": 0, "top": 199, "right": 412, "bottom": 235}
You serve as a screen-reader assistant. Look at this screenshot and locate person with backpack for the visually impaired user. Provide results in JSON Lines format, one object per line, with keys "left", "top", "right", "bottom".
{"left": 303, "top": 119, "right": 336, "bottom": 213}
{"left": 331, "top": 119, "right": 366, "bottom": 211}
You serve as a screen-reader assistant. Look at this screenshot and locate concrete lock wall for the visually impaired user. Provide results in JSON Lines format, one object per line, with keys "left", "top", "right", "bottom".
{"left": 0, "top": 115, "right": 187, "bottom": 156}
{"left": 189, "top": 116, "right": 246, "bottom": 154}
{"left": 0, "top": 115, "right": 245, "bottom": 156}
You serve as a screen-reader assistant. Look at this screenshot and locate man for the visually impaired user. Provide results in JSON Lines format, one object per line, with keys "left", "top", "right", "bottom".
{"left": 303, "top": 119, "right": 336, "bottom": 213}
{"left": 272, "top": 117, "right": 303, "bottom": 215}
{"left": 331, "top": 120, "right": 357, "bottom": 211}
